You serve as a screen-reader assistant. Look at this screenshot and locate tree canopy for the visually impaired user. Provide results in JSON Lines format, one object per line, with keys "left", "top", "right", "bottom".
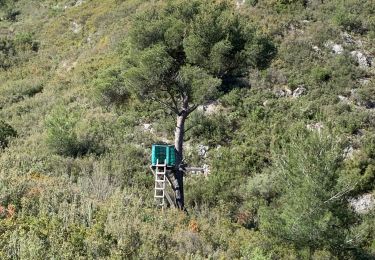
{"left": 110, "top": 0, "right": 276, "bottom": 113}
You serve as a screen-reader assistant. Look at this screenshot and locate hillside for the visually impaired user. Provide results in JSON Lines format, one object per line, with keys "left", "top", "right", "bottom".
{"left": 0, "top": 0, "right": 374, "bottom": 259}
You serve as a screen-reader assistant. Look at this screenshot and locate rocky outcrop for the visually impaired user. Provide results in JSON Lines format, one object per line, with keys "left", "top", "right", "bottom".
{"left": 306, "top": 122, "right": 324, "bottom": 132}
{"left": 293, "top": 86, "right": 307, "bottom": 98}
{"left": 324, "top": 41, "right": 344, "bottom": 54}
{"left": 351, "top": 51, "right": 372, "bottom": 68}
{"left": 274, "top": 86, "right": 307, "bottom": 98}
{"left": 349, "top": 194, "right": 375, "bottom": 214}
{"left": 197, "top": 144, "right": 209, "bottom": 159}
{"left": 197, "top": 101, "right": 222, "bottom": 115}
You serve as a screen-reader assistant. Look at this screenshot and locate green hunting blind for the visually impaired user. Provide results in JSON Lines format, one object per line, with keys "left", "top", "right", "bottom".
{"left": 151, "top": 144, "right": 176, "bottom": 167}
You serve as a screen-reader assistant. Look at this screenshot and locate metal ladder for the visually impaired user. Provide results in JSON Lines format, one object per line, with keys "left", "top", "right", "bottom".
{"left": 154, "top": 160, "right": 167, "bottom": 207}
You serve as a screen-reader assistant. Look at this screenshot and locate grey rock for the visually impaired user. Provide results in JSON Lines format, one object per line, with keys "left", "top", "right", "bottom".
{"left": 293, "top": 87, "right": 307, "bottom": 98}
{"left": 332, "top": 44, "right": 344, "bottom": 54}
{"left": 306, "top": 122, "right": 324, "bottom": 132}
{"left": 351, "top": 51, "right": 371, "bottom": 68}
{"left": 236, "top": 0, "right": 245, "bottom": 8}
{"left": 349, "top": 194, "right": 375, "bottom": 214}
{"left": 71, "top": 21, "right": 82, "bottom": 34}
{"left": 312, "top": 45, "right": 321, "bottom": 52}
{"left": 203, "top": 164, "right": 210, "bottom": 176}
{"left": 197, "top": 144, "right": 209, "bottom": 158}
{"left": 274, "top": 89, "right": 285, "bottom": 98}
{"left": 285, "top": 87, "right": 293, "bottom": 96}
{"left": 343, "top": 146, "right": 355, "bottom": 159}
{"left": 325, "top": 41, "right": 344, "bottom": 54}
{"left": 358, "top": 78, "right": 371, "bottom": 85}
{"left": 143, "top": 123, "right": 153, "bottom": 133}
{"left": 198, "top": 101, "right": 221, "bottom": 115}
{"left": 342, "top": 32, "right": 355, "bottom": 44}
{"left": 338, "top": 95, "right": 350, "bottom": 104}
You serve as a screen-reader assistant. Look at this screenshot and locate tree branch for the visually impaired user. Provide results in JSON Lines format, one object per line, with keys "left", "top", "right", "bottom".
{"left": 184, "top": 124, "right": 199, "bottom": 134}
{"left": 150, "top": 97, "right": 178, "bottom": 114}
{"left": 187, "top": 104, "right": 199, "bottom": 114}
{"left": 323, "top": 182, "right": 358, "bottom": 204}
{"left": 166, "top": 88, "right": 179, "bottom": 114}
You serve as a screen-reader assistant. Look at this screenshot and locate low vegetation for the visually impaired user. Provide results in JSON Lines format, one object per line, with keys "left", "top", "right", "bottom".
{"left": 0, "top": 0, "right": 374, "bottom": 259}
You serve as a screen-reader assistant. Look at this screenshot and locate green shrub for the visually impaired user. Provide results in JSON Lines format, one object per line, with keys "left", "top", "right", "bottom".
{"left": 258, "top": 128, "right": 357, "bottom": 256}
{"left": 45, "top": 106, "right": 118, "bottom": 157}
{"left": 93, "top": 66, "right": 129, "bottom": 106}
{"left": 4, "top": 8, "right": 20, "bottom": 21}
{"left": 45, "top": 106, "right": 81, "bottom": 157}
{"left": 334, "top": 10, "right": 364, "bottom": 34}
{"left": 311, "top": 67, "right": 331, "bottom": 83}
{"left": 0, "top": 120, "right": 16, "bottom": 148}
{"left": 0, "top": 79, "right": 44, "bottom": 108}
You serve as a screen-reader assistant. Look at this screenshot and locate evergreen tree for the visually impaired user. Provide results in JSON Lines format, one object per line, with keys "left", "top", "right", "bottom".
{"left": 101, "top": 0, "right": 276, "bottom": 209}
{"left": 259, "top": 129, "right": 356, "bottom": 256}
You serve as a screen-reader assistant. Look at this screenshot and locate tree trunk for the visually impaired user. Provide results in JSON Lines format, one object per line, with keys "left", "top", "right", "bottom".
{"left": 174, "top": 112, "right": 187, "bottom": 210}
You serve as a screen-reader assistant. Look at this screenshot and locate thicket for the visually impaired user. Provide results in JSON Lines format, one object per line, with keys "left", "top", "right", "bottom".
{"left": 0, "top": 121, "right": 16, "bottom": 148}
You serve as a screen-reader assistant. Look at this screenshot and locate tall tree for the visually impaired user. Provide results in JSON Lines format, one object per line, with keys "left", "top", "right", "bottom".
{"left": 104, "top": 0, "right": 275, "bottom": 209}
{"left": 258, "top": 129, "right": 357, "bottom": 256}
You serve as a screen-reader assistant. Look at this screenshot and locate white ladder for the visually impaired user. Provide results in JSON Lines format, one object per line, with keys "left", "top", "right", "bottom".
{"left": 154, "top": 160, "right": 167, "bottom": 207}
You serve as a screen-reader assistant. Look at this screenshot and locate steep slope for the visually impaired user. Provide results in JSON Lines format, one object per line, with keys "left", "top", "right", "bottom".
{"left": 0, "top": 0, "right": 374, "bottom": 258}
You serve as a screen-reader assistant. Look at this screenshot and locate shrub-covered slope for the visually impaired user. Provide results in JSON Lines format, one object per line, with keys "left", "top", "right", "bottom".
{"left": 0, "top": 0, "right": 374, "bottom": 258}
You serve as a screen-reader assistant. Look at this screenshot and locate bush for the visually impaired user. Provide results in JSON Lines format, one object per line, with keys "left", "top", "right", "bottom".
{"left": 45, "top": 106, "right": 118, "bottom": 158}
{"left": 4, "top": 8, "right": 20, "bottom": 22}
{"left": 0, "top": 79, "right": 44, "bottom": 108}
{"left": 334, "top": 10, "right": 364, "bottom": 34}
{"left": 258, "top": 128, "right": 357, "bottom": 256}
{"left": 0, "top": 121, "right": 16, "bottom": 148}
{"left": 93, "top": 66, "right": 129, "bottom": 106}
{"left": 311, "top": 67, "right": 331, "bottom": 83}
{"left": 45, "top": 106, "right": 81, "bottom": 157}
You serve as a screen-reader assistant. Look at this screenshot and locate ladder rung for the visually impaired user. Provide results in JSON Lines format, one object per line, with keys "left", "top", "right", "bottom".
{"left": 155, "top": 187, "right": 164, "bottom": 190}
{"left": 155, "top": 179, "right": 165, "bottom": 182}
{"left": 155, "top": 195, "right": 164, "bottom": 198}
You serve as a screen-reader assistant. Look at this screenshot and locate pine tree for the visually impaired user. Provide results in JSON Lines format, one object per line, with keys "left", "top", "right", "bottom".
{"left": 103, "top": 0, "right": 275, "bottom": 209}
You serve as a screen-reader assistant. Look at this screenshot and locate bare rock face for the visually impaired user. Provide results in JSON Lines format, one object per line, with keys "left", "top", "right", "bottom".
{"left": 71, "top": 21, "right": 82, "bottom": 34}
{"left": 197, "top": 144, "right": 209, "bottom": 158}
{"left": 341, "top": 32, "right": 364, "bottom": 47}
{"left": 332, "top": 44, "right": 344, "bottom": 54}
{"left": 325, "top": 41, "right": 344, "bottom": 54}
{"left": 342, "top": 32, "right": 356, "bottom": 45}
{"left": 274, "top": 86, "right": 292, "bottom": 98}
{"left": 351, "top": 51, "right": 371, "bottom": 68}
{"left": 203, "top": 164, "right": 210, "bottom": 176}
{"left": 358, "top": 78, "right": 371, "bottom": 85}
{"left": 197, "top": 101, "right": 222, "bottom": 115}
{"left": 293, "top": 86, "right": 307, "bottom": 98}
{"left": 349, "top": 194, "right": 375, "bottom": 214}
{"left": 142, "top": 123, "right": 154, "bottom": 133}
{"left": 343, "top": 146, "right": 356, "bottom": 159}
{"left": 338, "top": 95, "right": 350, "bottom": 104}
{"left": 274, "top": 89, "right": 286, "bottom": 98}
{"left": 312, "top": 45, "right": 321, "bottom": 53}
{"left": 306, "top": 122, "right": 324, "bottom": 132}
{"left": 236, "top": 0, "right": 245, "bottom": 8}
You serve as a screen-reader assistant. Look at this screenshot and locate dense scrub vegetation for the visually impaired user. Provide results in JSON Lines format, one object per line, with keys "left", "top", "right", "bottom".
{"left": 0, "top": 0, "right": 374, "bottom": 259}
